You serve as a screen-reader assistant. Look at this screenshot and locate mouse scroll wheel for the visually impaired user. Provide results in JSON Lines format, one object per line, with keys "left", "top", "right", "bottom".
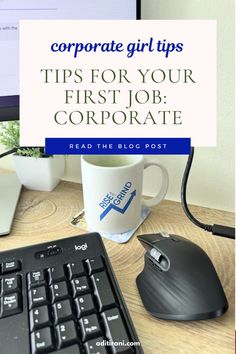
{"left": 150, "top": 248, "right": 169, "bottom": 270}
{"left": 150, "top": 248, "right": 162, "bottom": 262}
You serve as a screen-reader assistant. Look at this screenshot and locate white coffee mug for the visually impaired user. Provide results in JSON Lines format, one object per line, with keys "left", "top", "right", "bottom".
{"left": 81, "top": 155, "right": 168, "bottom": 234}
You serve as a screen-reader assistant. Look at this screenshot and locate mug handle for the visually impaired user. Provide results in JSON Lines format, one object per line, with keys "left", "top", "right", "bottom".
{"left": 142, "top": 159, "right": 169, "bottom": 208}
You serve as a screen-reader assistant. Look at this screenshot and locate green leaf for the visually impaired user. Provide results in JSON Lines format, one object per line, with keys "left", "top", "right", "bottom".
{"left": 0, "top": 121, "right": 50, "bottom": 157}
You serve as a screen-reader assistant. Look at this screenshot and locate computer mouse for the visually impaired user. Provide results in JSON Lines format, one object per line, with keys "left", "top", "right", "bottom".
{"left": 136, "top": 232, "right": 228, "bottom": 321}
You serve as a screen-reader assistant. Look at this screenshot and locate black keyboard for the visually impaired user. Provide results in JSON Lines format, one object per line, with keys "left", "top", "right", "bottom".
{"left": 0, "top": 233, "right": 143, "bottom": 354}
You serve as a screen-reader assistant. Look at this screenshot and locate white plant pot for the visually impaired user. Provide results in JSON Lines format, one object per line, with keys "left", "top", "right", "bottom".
{"left": 13, "top": 155, "right": 65, "bottom": 191}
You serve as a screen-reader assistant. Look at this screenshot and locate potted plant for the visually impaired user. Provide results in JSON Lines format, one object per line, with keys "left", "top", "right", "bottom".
{"left": 0, "top": 121, "right": 65, "bottom": 191}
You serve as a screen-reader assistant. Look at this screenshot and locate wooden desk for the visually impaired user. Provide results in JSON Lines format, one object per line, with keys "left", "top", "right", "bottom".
{"left": 0, "top": 181, "right": 234, "bottom": 354}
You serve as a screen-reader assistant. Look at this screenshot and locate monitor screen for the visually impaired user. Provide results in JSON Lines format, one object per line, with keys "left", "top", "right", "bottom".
{"left": 0, "top": 0, "right": 140, "bottom": 121}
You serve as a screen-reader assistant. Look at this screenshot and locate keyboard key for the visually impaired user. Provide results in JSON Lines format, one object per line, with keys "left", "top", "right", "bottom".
{"left": 2, "top": 260, "right": 21, "bottom": 274}
{"left": 52, "top": 299, "right": 73, "bottom": 324}
{"left": 31, "top": 327, "right": 54, "bottom": 354}
{"left": 75, "top": 294, "right": 95, "bottom": 318}
{"left": 27, "top": 270, "right": 46, "bottom": 289}
{"left": 67, "top": 262, "right": 85, "bottom": 279}
{"left": 56, "top": 320, "right": 78, "bottom": 348}
{"left": 48, "top": 266, "right": 65, "bottom": 284}
{"left": 50, "top": 281, "right": 68, "bottom": 302}
{"left": 1, "top": 275, "right": 21, "bottom": 294}
{"left": 56, "top": 345, "right": 82, "bottom": 354}
{"left": 28, "top": 286, "right": 48, "bottom": 309}
{"left": 91, "top": 272, "right": 116, "bottom": 311}
{"left": 71, "top": 276, "right": 90, "bottom": 297}
{"left": 0, "top": 292, "right": 22, "bottom": 318}
{"left": 101, "top": 308, "right": 134, "bottom": 354}
{"left": 29, "top": 305, "right": 51, "bottom": 331}
{"left": 85, "top": 337, "right": 108, "bottom": 354}
{"left": 79, "top": 314, "right": 102, "bottom": 342}
{"left": 86, "top": 257, "right": 104, "bottom": 275}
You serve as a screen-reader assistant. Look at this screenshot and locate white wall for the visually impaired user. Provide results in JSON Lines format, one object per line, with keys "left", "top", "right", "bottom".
{"left": 140, "top": 0, "right": 235, "bottom": 212}
{"left": 0, "top": 0, "right": 234, "bottom": 212}
{"left": 141, "top": 0, "right": 235, "bottom": 212}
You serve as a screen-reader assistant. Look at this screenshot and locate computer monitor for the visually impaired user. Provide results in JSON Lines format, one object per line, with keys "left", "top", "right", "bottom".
{"left": 0, "top": 0, "right": 140, "bottom": 122}
{"left": 0, "top": 0, "right": 141, "bottom": 235}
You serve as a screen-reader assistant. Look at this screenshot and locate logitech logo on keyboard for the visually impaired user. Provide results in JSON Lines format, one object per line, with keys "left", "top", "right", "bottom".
{"left": 74, "top": 243, "right": 88, "bottom": 251}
